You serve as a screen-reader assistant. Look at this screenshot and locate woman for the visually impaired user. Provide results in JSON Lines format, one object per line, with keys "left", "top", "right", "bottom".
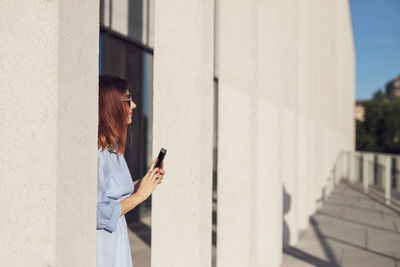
{"left": 97, "top": 74, "right": 165, "bottom": 267}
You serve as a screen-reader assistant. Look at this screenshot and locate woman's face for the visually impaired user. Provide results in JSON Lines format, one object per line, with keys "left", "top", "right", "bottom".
{"left": 123, "top": 90, "right": 137, "bottom": 125}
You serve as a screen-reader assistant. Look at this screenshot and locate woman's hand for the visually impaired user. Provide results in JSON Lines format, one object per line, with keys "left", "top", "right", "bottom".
{"left": 155, "top": 162, "right": 166, "bottom": 184}
{"left": 134, "top": 162, "right": 165, "bottom": 190}
{"left": 120, "top": 158, "right": 166, "bottom": 216}
{"left": 135, "top": 157, "right": 163, "bottom": 202}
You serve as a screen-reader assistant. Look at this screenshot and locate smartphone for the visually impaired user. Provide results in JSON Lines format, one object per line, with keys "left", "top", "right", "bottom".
{"left": 155, "top": 148, "right": 167, "bottom": 169}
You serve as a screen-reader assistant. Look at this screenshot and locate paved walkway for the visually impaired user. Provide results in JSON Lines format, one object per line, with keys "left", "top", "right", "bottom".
{"left": 127, "top": 216, "right": 151, "bottom": 267}
{"left": 282, "top": 182, "right": 400, "bottom": 267}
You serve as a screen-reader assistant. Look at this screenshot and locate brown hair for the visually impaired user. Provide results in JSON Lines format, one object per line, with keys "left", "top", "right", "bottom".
{"left": 98, "top": 74, "right": 130, "bottom": 155}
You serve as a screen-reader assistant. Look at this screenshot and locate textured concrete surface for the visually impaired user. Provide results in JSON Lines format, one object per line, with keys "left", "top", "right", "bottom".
{"left": 151, "top": 1, "right": 214, "bottom": 267}
{"left": 0, "top": 1, "right": 99, "bottom": 266}
{"left": 216, "top": 0, "right": 354, "bottom": 266}
{"left": 217, "top": 0, "right": 258, "bottom": 265}
{"left": 282, "top": 182, "right": 400, "bottom": 267}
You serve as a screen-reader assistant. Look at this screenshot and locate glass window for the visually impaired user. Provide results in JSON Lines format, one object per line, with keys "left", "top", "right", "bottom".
{"left": 99, "top": 31, "right": 153, "bottom": 224}
{"left": 100, "top": 0, "right": 154, "bottom": 48}
{"left": 99, "top": 1, "right": 154, "bottom": 264}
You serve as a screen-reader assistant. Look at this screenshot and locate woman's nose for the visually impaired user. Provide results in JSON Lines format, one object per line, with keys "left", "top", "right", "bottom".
{"left": 130, "top": 100, "right": 137, "bottom": 109}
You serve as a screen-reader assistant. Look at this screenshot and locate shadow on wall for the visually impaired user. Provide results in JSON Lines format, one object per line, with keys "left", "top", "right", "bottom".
{"left": 282, "top": 185, "right": 291, "bottom": 246}
{"left": 282, "top": 186, "right": 341, "bottom": 267}
{"left": 316, "top": 186, "right": 327, "bottom": 205}
{"left": 282, "top": 183, "right": 327, "bottom": 247}
{"left": 282, "top": 181, "right": 330, "bottom": 247}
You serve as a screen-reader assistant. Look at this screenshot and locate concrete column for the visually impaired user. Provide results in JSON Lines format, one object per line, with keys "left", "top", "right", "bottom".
{"left": 305, "top": 0, "right": 317, "bottom": 213}
{"left": 281, "top": 0, "right": 299, "bottom": 247}
{"left": 297, "top": 0, "right": 311, "bottom": 231}
{"left": 335, "top": 0, "right": 354, "bottom": 161}
{"left": 307, "top": 120, "right": 316, "bottom": 216}
{"left": 308, "top": 0, "right": 323, "bottom": 211}
{"left": 151, "top": 1, "right": 214, "bottom": 267}
{"left": 0, "top": 1, "right": 99, "bottom": 266}
{"left": 254, "top": 1, "right": 283, "bottom": 266}
{"left": 342, "top": 0, "right": 356, "bottom": 152}
{"left": 216, "top": 0, "right": 257, "bottom": 266}
{"left": 312, "top": 0, "right": 324, "bottom": 209}
{"left": 326, "top": 0, "right": 338, "bottom": 198}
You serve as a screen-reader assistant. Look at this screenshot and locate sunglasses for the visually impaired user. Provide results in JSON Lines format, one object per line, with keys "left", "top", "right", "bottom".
{"left": 122, "top": 93, "right": 133, "bottom": 104}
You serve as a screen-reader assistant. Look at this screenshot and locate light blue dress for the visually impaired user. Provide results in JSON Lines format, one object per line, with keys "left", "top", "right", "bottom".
{"left": 96, "top": 147, "right": 135, "bottom": 267}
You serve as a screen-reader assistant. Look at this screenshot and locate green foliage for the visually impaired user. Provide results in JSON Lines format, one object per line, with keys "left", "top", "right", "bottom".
{"left": 356, "top": 89, "right": 400, "bottom": 154}
{"left": 372, "top": 89, "right": 385, "bottom": 101}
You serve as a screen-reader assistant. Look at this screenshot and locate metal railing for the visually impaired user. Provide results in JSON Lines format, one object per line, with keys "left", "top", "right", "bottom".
{"left": 337, "top": 151, "right": 400, "bottom": 207}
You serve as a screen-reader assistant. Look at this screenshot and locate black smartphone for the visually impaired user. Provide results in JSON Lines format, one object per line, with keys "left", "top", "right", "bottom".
{"left": 155, "top": 148, "right": 167, "bottom": 169}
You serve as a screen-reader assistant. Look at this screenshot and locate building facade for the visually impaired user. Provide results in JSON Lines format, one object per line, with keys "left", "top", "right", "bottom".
{"left": 386, "top": 75, "right": 400, "bottom": 100}
{"left": 355, "top": 100, "right": 365, "bottom": 121}
{"left": 1, "top": 1, "right": 354, "bottom": 267}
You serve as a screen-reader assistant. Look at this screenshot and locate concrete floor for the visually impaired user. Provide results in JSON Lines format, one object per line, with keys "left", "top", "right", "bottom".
{"left": 127, "top": 215, "right": 151, "bottom": 267}
{"left": 282, "top": 182, "right": 400, "bottom": 267}
{"left": 126, "top": 182, "right": 400, "bottom": 267}
{"left": 126, "top": 194, "right": 217, "bottom": 267}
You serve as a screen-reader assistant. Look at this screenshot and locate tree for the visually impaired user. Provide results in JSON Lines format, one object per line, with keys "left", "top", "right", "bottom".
{"left": 356, "top": 89, "right": 400, "bottom": 154}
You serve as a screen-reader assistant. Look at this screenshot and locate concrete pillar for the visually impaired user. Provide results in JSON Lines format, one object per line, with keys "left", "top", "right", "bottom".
{"left": 335, "top": 0, "right": 355, "bottom": 177}
{"left": 0, "top": 1, "right": 99, "bottom": 266}
{"left": 343, "top": 0, "right": 356, "bottom": 152}
{"left": 296, "top": 3, "right": 309, "bottom": 226}
{"left": 254, "top": 1, "right": 283, "bottom": 266}
{"left": 307, "top": 120, "right": 316, "bottom": 216}
{"left": 305, "top": 0, "right": 317, "bottom": 215}
{"left": 326, "top": 0, "right": 338, "bottom": 198}
{"left": 312, "top": 0, "right": 324, "bottom": 209}
{"left": 151, "top": 1, "right": 214, "bottom": 267}
{"left": 216, "top": 0, "right": 257, "bottom": 266}
{"left": 281, "top": 0, "right": 299, "bottom": 247}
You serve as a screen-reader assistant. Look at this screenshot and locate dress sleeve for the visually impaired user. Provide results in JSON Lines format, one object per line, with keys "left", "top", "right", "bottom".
{"left": 96, "top": 150, "right": 121, "bottom": 233}
{"left": 96, "top": 192, "right": 121, "bottom": 233}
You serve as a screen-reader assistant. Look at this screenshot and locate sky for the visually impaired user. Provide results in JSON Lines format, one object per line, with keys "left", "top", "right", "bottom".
{"left": 349, "top": 0, "right": 400, "bottom": 100}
